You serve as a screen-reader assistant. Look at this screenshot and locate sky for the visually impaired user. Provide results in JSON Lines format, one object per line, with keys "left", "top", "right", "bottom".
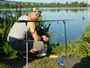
{"left": 8, "top": 0, "right": 88, "bottom": 3}
{"left": 89, "top": 0, "right": 90, "bottom": 4}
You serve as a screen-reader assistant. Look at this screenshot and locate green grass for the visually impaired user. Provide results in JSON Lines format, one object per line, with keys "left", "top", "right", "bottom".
{"left": 0, "top": 56, "right": 60, "bottom": 68}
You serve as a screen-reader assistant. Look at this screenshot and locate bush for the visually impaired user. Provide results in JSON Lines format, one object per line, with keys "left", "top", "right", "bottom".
{"left": 0, "top": 11, "right": 17, "bottom": 57}
{"left": 82, "top": 26, "right": 90, "bottom": 43}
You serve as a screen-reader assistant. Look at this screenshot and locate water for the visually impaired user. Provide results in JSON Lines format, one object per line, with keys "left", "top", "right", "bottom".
{"left": 41, "top": 7, "right": 89, "bottom": 44}
{"left": 0, "top": 7, "right": 89, "bottom": 44}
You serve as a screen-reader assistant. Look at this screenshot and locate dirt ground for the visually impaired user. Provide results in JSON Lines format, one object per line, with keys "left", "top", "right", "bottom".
{"left": 0, "top": 56, "right": 60, "bottom": 68}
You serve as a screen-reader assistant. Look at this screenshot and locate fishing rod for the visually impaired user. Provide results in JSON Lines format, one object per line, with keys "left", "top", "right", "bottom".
{"left": 17, "top": 19, "right": 71, "bottom": 22}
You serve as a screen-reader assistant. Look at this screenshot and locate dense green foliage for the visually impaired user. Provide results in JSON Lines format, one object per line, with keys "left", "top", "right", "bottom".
{"left": 82, "top": 26, "right": 90, "bottom": 43}
{"left": 81, "top": 26, "right": 90, "bottom": 56}
{"left": 0, "top": 10, "right": 23, "bottom": 57}
{"left": 0, "top": 2, "right": 87, "bottom": 8}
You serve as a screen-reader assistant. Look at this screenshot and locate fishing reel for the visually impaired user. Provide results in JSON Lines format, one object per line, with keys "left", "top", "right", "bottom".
{"left": 36, "top": 24, "right": 51, "bottom": 37}
{"left": 36, "top": 26, "right": 45, "bottom": 35}
{"left": 36, "top": 26, "right": 49, "bottom": 44}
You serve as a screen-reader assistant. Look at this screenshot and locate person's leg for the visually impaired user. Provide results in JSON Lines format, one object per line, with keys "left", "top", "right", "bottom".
{"left": 9, "top": 40, "right": 44, "bottom": 53}
{"left": 38, "top": 47, "right": 48, "bottom": 56}
{"left": 28, "top": 40, "right": 44, "bottom": 53}
{"left": 8, "top": 40, "right": 32, "bottom": 59}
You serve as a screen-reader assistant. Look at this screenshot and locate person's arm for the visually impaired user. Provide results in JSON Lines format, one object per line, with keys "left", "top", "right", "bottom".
{"left": 27, "top": 22, "right": 49, "bottom": 42}
{"left": 27, "top": 22, "right": 41, "bottom": 41}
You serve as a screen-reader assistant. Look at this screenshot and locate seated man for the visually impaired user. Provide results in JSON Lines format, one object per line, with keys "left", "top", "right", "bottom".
{"left": 7, "top": 8, "right": 49, "bottom": 58}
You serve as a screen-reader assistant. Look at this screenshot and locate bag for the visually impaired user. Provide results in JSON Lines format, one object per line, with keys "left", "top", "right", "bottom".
{"left": 59, "top": 52, "right": 90, "bottom": 68}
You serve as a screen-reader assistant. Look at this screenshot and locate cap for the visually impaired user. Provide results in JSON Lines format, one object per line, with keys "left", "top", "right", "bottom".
{"left": 31, "top": 8, "right": 41, "bottom": 13}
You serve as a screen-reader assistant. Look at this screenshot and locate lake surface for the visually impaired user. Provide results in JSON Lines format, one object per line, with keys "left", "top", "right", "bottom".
{"left": 0, "top": 7, "right": 90, "bottom": 44}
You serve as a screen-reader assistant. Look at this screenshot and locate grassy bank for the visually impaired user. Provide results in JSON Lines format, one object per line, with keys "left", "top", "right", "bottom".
{"left": 0, "top": 40, "right": 90, "bottom": 68}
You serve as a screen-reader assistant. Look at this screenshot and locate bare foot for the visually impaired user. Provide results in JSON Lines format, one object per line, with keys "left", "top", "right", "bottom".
{"left": 29, "top": 49, "right": 37, "bottom": 53}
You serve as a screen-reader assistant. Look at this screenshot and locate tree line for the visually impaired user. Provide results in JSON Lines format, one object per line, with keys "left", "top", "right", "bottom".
{"left": 0, "top": 1, "right": 88, "bottom": 8}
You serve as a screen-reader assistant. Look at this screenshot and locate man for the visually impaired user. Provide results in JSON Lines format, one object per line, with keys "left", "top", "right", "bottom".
{"left": 7, "top": 8, "right": 49, "bottom": 58}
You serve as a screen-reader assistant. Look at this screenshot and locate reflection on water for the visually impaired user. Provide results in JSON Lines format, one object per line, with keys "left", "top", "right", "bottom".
{"left": 0, "top": 7, "right": 89, "bottom": 43}
{"left": 0, "top": 7, "right": 88, "bottom": 12}
{"left": 88, "top": 7, "right": 90, "bottom": 23}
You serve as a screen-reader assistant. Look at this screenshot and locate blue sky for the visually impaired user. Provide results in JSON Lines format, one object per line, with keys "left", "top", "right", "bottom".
{"left": 8, "top": 0, "right": 88, "bottom": 3}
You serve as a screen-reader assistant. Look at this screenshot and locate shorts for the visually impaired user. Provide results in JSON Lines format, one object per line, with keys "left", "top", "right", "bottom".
{"left": 8, "top": 40, "right": 44, "bottom": 51}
